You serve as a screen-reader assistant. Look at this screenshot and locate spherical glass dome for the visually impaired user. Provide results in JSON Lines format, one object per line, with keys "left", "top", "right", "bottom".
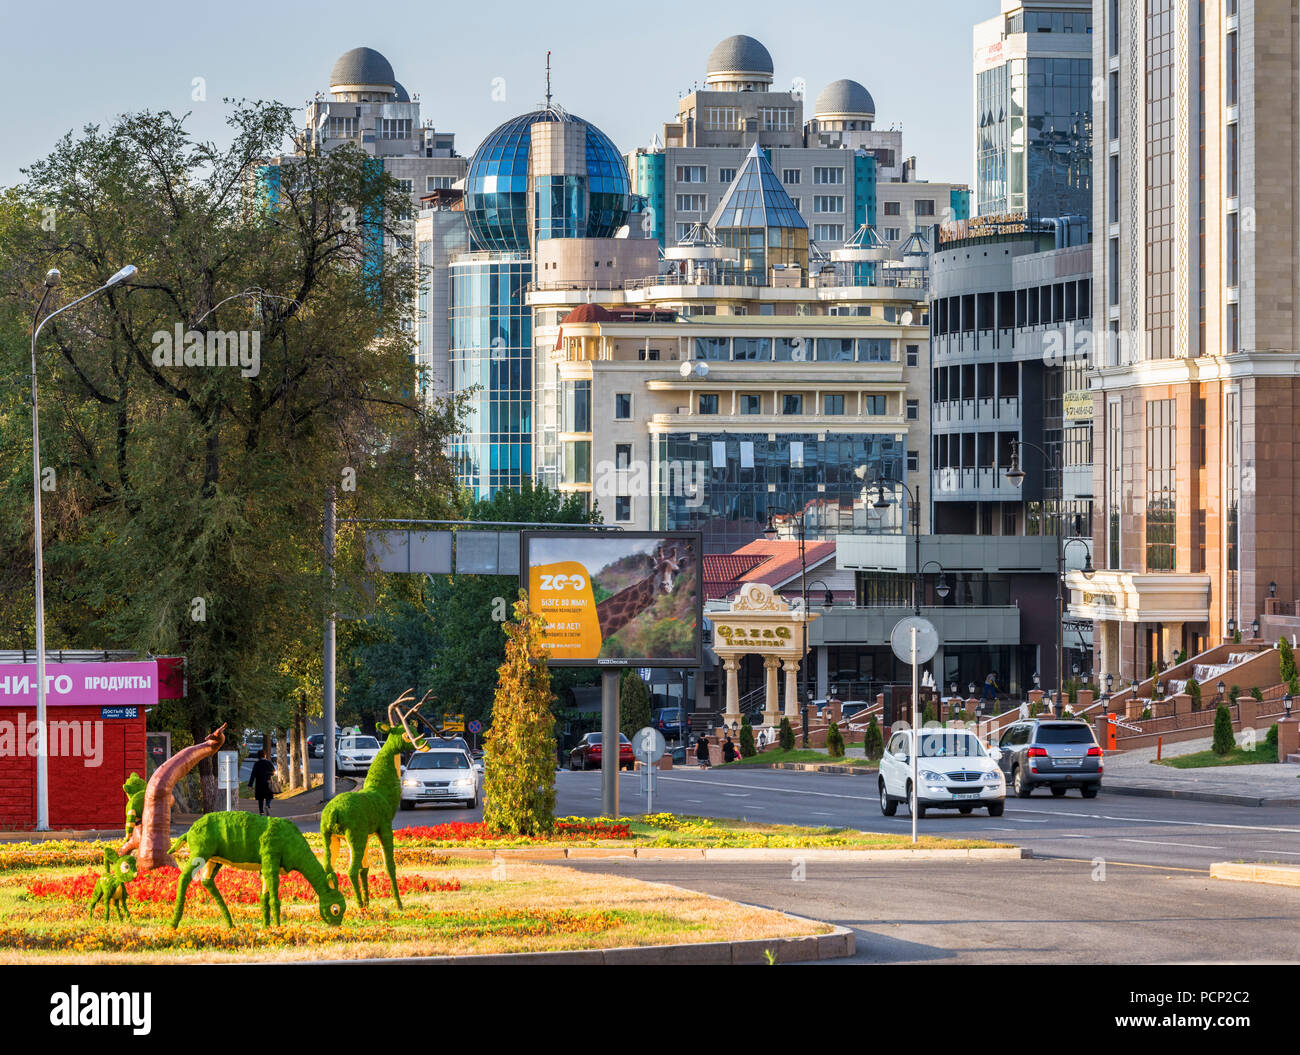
{"left": 463, "top": 110, "right": 632, "bottom": 253}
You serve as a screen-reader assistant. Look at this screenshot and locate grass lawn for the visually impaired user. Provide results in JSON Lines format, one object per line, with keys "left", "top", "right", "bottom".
{"left": 724, "top": 749, "right": 877, "bottom": 768}
{"left": 1156, "top": 743, "right": 1278, "bottom": 769}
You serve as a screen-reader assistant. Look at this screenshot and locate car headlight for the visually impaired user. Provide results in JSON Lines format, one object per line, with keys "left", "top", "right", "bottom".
{"left": 402, "top": 778, "right": 420, "bottom": 788}
{"left": 920, "top": 770, "right": 946, "bottom": 782}
{"left": 983, "top": 770, "right": 1002, "bottom": 781}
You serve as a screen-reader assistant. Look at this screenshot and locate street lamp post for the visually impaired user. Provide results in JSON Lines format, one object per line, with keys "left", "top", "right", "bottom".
{"left": 29, "top": 264, "right": 136, "bottom": 831}
{"left": 1005, "top": 438, "right": 1092, "bottom": 718}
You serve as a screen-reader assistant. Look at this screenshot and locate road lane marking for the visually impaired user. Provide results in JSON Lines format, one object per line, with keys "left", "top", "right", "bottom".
{"left": 1120, "top": 839, "right": 1225, "bottom": 850}
{"left": 659, "top": 775, "right": 873, "bottom": 801}
{"left": 723, "top": 793, "right": 750, "bottom": 798}
{"left": 1254, "top": 849, "right": 1300, "bottom": 856}
{"left": 1016, "top": 807, "right": 1300, "bottom": 836}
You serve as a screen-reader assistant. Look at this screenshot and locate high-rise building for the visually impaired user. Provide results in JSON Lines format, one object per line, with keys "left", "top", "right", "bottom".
{"left": 1075, "top": 0, "right": 1300, "bottom": 681}
{"left": 630, "top": 35, "right": 970, "bottom": 256}
{"left": 973, "top": 1, "right": 1093, "bottom": 220}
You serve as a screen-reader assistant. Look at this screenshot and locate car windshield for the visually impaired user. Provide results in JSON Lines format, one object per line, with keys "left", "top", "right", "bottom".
{"left": 1036, "top": 724, "right": 1095, "bottom": 745}
{"left": 407, "top": 752, "right": 470, "bottom": 770}
{"left": 916, "top": 732, "right": 985, "bottom": 758}
{"left": 342, "top": 737, "right": 378, "bottom": 750}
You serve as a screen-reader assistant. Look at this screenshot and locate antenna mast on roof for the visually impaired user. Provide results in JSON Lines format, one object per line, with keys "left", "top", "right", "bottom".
{"left": 545, "top": 51, "right": 552, "bottom": 109}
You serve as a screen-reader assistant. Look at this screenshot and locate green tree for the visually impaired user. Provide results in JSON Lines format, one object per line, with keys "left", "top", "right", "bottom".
{"left": 826, "top": 721, "right": 845, "bottom": 759}
{"left": 1280, "top": 637, "right": 1297, "bottom": 685}
{"left": 0, "top": 105, "right": 460, "bottom": 808}
{"left": 778, "top": 717, "right": 796, "bottom": 751}
{"left": 863, "top": 715, "right": 883, "bottom": 760}
{"left": 1186, "top": 677, "right": 1202, "bottom": 711}
{"left": 619, "top": 670, "right": 651, "bottom": 739}
{"left": 1212, "top": 703, "right": 1236, "bottom": 756}
{"left": 739, "top": 719, "right": 756, "bottom": 758}
{"left": 482, "top": 596, "right": 556, "bottom": 835}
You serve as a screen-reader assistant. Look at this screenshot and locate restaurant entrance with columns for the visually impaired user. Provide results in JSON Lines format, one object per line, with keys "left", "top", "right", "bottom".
{"left": 708, "top": 583, "right": 819, "bottom": 734}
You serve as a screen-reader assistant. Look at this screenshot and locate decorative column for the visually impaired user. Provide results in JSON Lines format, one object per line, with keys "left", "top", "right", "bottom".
{"left": 763, "top": 656, "right": 781, "bottom": 727}
{"left": 783, "top": 657, "right": 801, "bottom": 718}
{"left": 722, "top": 656, "right": 741, "bottom": 731}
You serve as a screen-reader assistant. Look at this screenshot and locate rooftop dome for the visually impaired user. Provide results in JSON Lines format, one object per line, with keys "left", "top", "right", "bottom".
{"left": 330, "top": 47, "right": 396, "bottom": 90}
{"left": 463, "top": 109, "right": 632, "bottom": 253}
{"left": 392, "top": 81, "right": 410, "bottom": 102}
{"left": 706, "top": 35, "right": 774, "bottom": 78}
{"left": 814, "top": 79, "right": 876, "bottom": 118}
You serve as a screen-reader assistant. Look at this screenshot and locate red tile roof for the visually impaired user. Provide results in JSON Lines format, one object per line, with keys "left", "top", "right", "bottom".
{"left": 704, "top": 540, "right": 839, "bottom": 600}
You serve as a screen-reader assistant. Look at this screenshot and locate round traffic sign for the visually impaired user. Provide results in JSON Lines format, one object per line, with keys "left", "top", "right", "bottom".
{"left": 633, "top": 726, "right": 666, "bottom": 763}
{"left": 468, "top": 720, "right": 483, "bottom": 734}
{"left": 890, "top": 616, "right": 939, "bottom": 665}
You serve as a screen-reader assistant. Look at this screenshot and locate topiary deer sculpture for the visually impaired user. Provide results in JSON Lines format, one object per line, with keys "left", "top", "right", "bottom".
{"left": 321, "top": 689, "right": 430, "bottom": 909}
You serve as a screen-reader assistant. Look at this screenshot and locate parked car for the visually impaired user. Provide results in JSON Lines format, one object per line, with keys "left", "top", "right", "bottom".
{"left": 422, "top": 735, "right": 470, "bottom": 754}
{"left": 335, "top": 735, "right": 381, "bottom": 775}
{"left": 400, "top": 748, "right": 479, "bottom": 810}
{"left": 839, "top": 701, "right": 871, "bottom": 722}
{"left": 652, "top": 707, "right": 687, "bottom": 741}
{"left": 994, "top": 719, "right": 1102, "bottom": 798}
{"left": 879, "top": 727, "right": 1006, "bottom": 818}
{"left": 568, "top": 732, "right": 635, "bottom": 771}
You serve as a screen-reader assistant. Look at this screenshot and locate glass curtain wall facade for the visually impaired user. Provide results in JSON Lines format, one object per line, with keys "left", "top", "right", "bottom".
{"left": 449, "top": 256, "right": 533, "bottom": 498}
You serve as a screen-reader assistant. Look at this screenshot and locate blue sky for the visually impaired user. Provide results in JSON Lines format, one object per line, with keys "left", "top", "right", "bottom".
{"left": 0, "top": 0, "right": 984, "bottom": 189}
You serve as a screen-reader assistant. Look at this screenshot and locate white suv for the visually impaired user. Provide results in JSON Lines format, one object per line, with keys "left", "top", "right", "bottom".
{"left": 879, "top": 728, "right": 1006, "bottom": 818}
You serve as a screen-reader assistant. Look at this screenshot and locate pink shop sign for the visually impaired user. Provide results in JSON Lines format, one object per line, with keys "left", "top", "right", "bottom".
{"left": 0, "top": 661, "right": 160, "bottom": 707}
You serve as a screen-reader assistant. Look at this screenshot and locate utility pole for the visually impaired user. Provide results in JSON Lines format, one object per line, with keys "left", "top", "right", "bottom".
{"left": 323, "top": 489, "right": 336, "bottom": 801}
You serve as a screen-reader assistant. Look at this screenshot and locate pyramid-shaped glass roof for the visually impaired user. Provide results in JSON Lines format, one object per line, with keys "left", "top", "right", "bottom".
{"left": 708, "top": 144, "right": 808, "bottom": 232}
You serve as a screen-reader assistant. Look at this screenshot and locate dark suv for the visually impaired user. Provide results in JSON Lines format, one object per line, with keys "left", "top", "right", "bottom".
{"left": 652, "top": 707, "right": 687, "bottom": 741}
{"left": 994, "top": 719, "right": 1102, "bottom": 798}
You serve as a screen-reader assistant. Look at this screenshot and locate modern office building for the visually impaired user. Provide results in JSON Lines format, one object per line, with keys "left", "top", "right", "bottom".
{"left": 1074, "top": 0, "right": 1300, "bottom": 682}
{"left": 973, "top": 1, "right": 1094, "bottom": 221}
{"left": 629, "top": 34, "right": 971, "bottom": 256}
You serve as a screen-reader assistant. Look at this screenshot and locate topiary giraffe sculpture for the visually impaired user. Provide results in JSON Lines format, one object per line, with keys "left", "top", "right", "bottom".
{"left": 167, "top": 811, "right": 346, "bottom": 929}
{"left": 321, "top": 689, "right": 429, "bottom": 910}
{"left": 595, "top": 539, "right": 694, "bottom": 639}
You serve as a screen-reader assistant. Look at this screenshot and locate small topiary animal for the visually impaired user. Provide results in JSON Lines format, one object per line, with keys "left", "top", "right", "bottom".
{"left": 88, "top": 847, "right": 137, "bottom": 922}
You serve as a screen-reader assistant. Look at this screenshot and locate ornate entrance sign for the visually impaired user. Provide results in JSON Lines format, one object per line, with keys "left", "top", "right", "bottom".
{"left": 709, "top": 583, "right": 820, "bottom": 731}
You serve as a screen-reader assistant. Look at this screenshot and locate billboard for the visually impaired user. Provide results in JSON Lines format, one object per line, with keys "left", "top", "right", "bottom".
{"left": 521, "top": 531, "right": 702, "bottom": 668}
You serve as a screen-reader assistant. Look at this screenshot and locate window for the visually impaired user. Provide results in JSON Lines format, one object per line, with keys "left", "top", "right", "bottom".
{"left": 615, "top": 496, "right": 631, "bottom": 521}
{"left": 789, "top": 197, "right": 801, "bottom": 212}
{"left": 907, "top": 450, "right": 919, "bottom": 472}
{"left": 906, "top": 399, "right": 919, "bottom": 421}
{"left": 914, "top": 199, "right": 936, "bottom": 217}
{"left": 381, "top": 118, "right": 412, "bottom": 139}
{"left": 615, "top": 393, "right": 631, "bottom": 419}
{"left": 698, "top": 393, "right": 719, "bottom": 414}
{"left": 1227, "top": 302, "right": 1239, "bottom": 353}
{"left": 676, "top": 165, "right": 706, "bottom": 183}
{"left": 782, "top": 169, "right": 801, "bottom": 185}
{"left": 883, "top": 201, "right": 902, "bottom": 216}
{"left": 1226, "top": 123, "right": 1238, "bottom": 198}
{"left": 774, "top": 337, "right": 809, "bottom": 361}
{"left": 1226, "top": 31, "right": 1238, "bottom": 107}
{"left": 732, "top": 337, "right": 770, "bottom": 361}
{"left": 906, "top": 344, "right": 919, "bottom": 367}
{"left": 704, "top": 107, "right": 739, "bottom": 131}
{"left": 695, "top": 336, "right": 730, "bottom": 360}
{"left": 740, "top": 394, "right": 761, "bottom": 414}
{"left": 864, "top": 395, "right": 887, "bottom": 415}
{"left": 782, "top": 394, "right": 804, "bottom": 415}
{"left": 615, "top": 443, "right": 632, "bottom": 470}
{"left": 1145, "top": 399, "right": 1176, "bottom": 571}
{"left": 328, "top": 116, "right": 357, "bottom": 138}
{"left": 1108, "top": 154, "right": 1120, "bottom": 223}
{"left": 813, "top": 224, "right": 845, "bottom": 242}
{"left": 816, "top": 338, "right": 856, "bottom": 362}
{"left": 823, "top": 394, "right": 845, "bottom": 415}
{"left": 813, "top": 195, "right": 845, "bottom": 213}
{"left": 1226, "top": 212, "right": 1239, "bottom": 287}
{"left": 676, "top": 193, "right": 708, "bottom": 212}
{"left": 719, "top": 167, "right": 736, "bottom": 183}
{"left": 884, "top": 227, "right": 901, "bottom": 242}
{"left": 675, "top": 222, "right": 695, "bottom": 241}
{"left": 426, "top": 175, "right": 453, "bottom": 192}
{"left": 858, "top": 339, "right": 892, "bottom": 362}
{"left": 813, "top": 166, "right": 845, "bottom": 185}
{"left": 1108, "top": 71, "right": 1120, "bottom": 139}
{"left": 759, "top": 107, "right": 795, "bottom": 132}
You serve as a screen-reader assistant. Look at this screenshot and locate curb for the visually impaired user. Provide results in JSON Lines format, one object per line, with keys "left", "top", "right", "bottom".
{"left": 313, "top": 919, "right": 855, "bottom": 965}
{"left": 1105, "top": 783, "right": 1300, "bottom": 808}
{"left": 738, "top": 762, "right": 878, "bottom": 776}
{"left": 427, "top": 846, "right": 1026, "bottom": 863}
{"left": 1210, "top": 862, "right": 1300, "bottom": 887}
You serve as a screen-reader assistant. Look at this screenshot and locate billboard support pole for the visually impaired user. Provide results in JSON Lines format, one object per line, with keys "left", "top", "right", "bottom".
{"left": 601, "top": 669, "right": 620, "bottom": 818}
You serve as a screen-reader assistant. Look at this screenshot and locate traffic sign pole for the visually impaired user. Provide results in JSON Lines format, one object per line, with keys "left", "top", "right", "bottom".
{"left": 911, "top": 625, "right": 919, "bottom": 845}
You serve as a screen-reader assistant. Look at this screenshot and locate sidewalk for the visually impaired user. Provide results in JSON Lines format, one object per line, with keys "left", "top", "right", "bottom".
{"left": 1105, "top": 735, "right": 1300, "bottom": 807}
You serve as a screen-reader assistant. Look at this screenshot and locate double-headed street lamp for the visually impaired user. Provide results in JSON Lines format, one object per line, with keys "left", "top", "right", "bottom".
{"left": 1005, "top": 438, "right": 1093, "bottom": 717}
{"left": 870, "top": 482, "right": 949, "bottom": 614}
{"left": 29, "top": 264, "right": 136, "bottom": 830}
{"left": 764, "top": 510, "right": 833, "bottom": 747}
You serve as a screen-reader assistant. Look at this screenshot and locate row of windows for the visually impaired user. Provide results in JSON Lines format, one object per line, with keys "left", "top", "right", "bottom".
{"left": 691, "top": 336, "right": 903, "bottom": 362}
{"left": 674, "top": 165, "right": 845, "bottom": 186}
{"left": 694, "top": 392, "right": 892, "bottom": 417}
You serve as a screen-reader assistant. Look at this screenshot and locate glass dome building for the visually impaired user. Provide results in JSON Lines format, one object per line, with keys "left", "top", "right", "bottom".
{"left": 463, "top": 109, "right": 633, "bottom": 253}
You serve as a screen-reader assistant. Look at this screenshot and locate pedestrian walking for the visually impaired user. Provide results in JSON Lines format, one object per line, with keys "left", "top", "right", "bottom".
{"left": 722, "top": 735, "right": 737, "bottom": 764}
{"left": 1018, "top": 699, "right": 1029, "bottom": 720}
{"left": 248, "top": 748, "right": 276, "bottom": 816}
{"left": 695, "top": 735, "right": 711, "bottom": 769}
{"left": 983, "top": 673, "right": 1000, "bottom": 702}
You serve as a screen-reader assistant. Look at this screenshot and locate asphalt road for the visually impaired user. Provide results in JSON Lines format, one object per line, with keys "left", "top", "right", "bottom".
{"left": 562, "top": 856, "right": 1300, "bottom": 964}
{"left": 548, "top": 767, "right": 1300, "bottom": 871}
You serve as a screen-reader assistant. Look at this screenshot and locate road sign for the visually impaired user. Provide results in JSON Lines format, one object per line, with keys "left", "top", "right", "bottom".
{"left": 890, "top": 616, "right": 938, "bottom": 665}
{"left": 468, "top": 720, "right": 483, "bottom": 734}
{"left": 217, "top": 750, "right": 239, "bottom": 812}
{"left": 442, "top": 714, "right": 465, "bottom": 733}
{"left": 633, "top": 726, "right": 666, "bottom": 763}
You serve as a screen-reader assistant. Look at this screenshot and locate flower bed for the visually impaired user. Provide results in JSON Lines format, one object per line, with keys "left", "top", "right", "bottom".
{"left": 394, "top": 819, "right": 631, "bottom": 845}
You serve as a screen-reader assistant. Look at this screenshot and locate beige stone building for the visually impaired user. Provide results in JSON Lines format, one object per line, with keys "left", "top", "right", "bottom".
{"left": 1072, "top": 0, "right": 1300, "bottom": 681}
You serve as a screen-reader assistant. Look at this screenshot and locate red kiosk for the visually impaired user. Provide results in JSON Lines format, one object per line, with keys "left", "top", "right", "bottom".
{"left": 0, "top": 655, "right": 183, "bottom": 829}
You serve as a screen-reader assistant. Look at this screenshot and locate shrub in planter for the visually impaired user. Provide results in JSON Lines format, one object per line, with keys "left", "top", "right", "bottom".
{"left": 778, "top": 717, "right": 796, "bottom": 751}
{"left": 826, "top": 722, "right": 845, "bottom": 759}
{"left": 1212, "top": 704, "right": 1236, "bottom": 756}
